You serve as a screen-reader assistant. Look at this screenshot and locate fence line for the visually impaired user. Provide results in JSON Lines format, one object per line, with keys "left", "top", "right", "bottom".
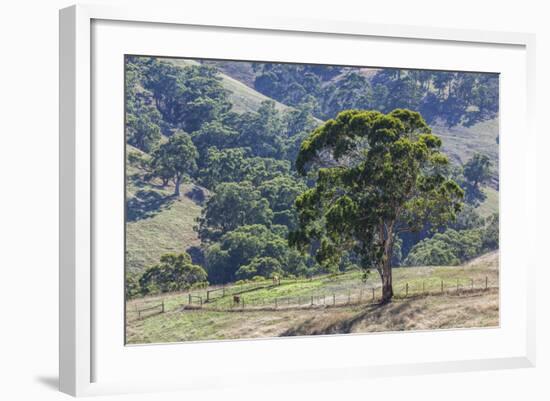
{"left": 135, "top": 301, "right": 164, "bottom": 320}
{"left": 188, "top": 294, "right": 203, "bottom": 306}
{"left": 206, "top": 286, "right": 225, "bottom": 302}
{"left": 126, "top": 276, "right": 497, "bottom": 317}
{"left": 184, "top": 275, "right": 497, "bottom": 313}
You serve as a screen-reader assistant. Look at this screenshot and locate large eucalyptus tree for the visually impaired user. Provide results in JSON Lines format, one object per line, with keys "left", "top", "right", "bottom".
{"left": 290, "top": 109, "right": 463, "bottom": 303}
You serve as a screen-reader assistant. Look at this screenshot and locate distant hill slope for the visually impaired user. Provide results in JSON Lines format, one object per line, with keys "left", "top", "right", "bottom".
{"left": 432, "top": 117, "right": 499, "bottom": 187}
{"left": 161, "top": 58, "right": 291, "bottom": 114}
{"left": 203, "top": 56, "right": 499, "bottom": 180}
{"left": 125, "top": 145, "right": 204, "bottom": 275}
{"left": 202, "top": 60, "right": 257, "bottom": 88}
{"left": 207, "top": 60, "right": 499, "bottom": 181}
{"left": 477, "top": 186, "right": 499, "bottom": 217}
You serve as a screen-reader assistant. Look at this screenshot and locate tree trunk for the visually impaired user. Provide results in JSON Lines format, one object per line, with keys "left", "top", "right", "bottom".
{"left": 380, "top": 265, "right": 393, "bottom": 303}
{"left": 174, "top": 175, "right": 182, "bottom": 197}
{"left": 379, "top": 224, "right": 395, "bottom": 303}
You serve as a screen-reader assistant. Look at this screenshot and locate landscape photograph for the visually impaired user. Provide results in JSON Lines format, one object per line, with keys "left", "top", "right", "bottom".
{"left": 124, "top": 56, "right": 499, "bottom": 345}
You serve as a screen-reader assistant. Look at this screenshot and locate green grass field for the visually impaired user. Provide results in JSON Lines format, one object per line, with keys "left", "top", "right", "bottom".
{"left": 126, "top": 251, "right": 499, "bottom": 344}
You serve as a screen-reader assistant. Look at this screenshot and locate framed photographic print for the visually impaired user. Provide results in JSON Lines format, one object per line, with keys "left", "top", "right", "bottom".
{"left": 59, "top": 4, "right": 536, "bottom": 397}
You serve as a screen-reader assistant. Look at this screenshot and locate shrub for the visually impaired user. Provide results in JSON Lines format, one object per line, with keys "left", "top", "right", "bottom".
{"left": 403, "top": 228, "right": 483, "bottom": 266}
{"left": 235, "top": 257, "right": 283, "bottom": 280}
{"left": 139, "top": 253, "right": 208, "bottom": 295}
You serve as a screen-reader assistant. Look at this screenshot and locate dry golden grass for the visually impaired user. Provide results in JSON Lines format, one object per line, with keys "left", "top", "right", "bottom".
{"left": 126, "top": 289, "right": 498, "bottom": 343}
{"left": 280, "top": 289, "right": 498, "bottom": 337}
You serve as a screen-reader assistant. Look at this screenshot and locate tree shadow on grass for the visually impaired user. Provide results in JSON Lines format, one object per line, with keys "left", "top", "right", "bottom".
{"left": 185, "top": 185, "right": 207, "bottom": 206}
{"left": 280, "top": 299, "right": 427, "bottom": 337}
{"left": 128, "top": 172, "right": 167, "bottom": 191}
{"left": 186, "top": 245, "right": 205, "bottom": 266}
{"left": 126, "top": 189, "right": 176, "bottom": 222}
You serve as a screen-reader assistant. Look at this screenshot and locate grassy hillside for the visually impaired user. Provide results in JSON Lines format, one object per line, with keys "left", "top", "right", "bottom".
{"left": 433, "top": 118, "right": 499, "bottom": 186}
{"left": 202, "top": 60, "right": 257, "bottom": 88}
{"left": 126, "top": 252, "right": 499, "bottom": 343}
{"left": 125, "top": 146, "right": 204, "bottom": 274}
{"left": 477, "top": 186, "right": 499, "bottom": 217}
{"left": 161, "top": 58, "right": 291, "bottom": 114}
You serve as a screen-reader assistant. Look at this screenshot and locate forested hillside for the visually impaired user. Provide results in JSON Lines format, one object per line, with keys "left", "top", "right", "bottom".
{"left": 125, "top": 56, "right": 499, "bottom": 298}
{"left": 207, "top": 60, "right": 498, "bottom": 127}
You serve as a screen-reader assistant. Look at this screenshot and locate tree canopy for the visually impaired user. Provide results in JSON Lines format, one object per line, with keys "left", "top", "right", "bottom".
{"left": 150, "top": 130, "right": 198, "bottom": 196}
{"left": 205, "top": 224, "right": 309, "bottom": 283}
{"left": 291, "top": 108, "right": 464, "bottom": 302}
{"left": 463, "top": 153, "right": 492, "bottom": 204}
{"left": 138, "top": 252, "right": 208, "bottom": 295}
{"left": 197, "top": 182, "right": 273, "bottom": 241}
{"left": 142, "top": 59, "right": 231, "bottom": 132}
{"left": 403, "top": 213, "right": 498, "bottom": 266}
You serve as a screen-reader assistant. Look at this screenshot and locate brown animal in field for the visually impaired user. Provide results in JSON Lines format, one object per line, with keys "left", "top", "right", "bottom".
{"left": 233, "top": 295, "right": 240, "bottom": 305}
{"left": 272, "top": 275, "right": 279, "bottom": 285}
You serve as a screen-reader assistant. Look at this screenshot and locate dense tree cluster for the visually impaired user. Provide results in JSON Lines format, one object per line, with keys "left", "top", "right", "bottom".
{"left": 205, "top": 225, "right": 311, "bottom": 283}
{"left": 251, "top": 63, "right": 498, "bottom": 127}
{"left": 403, "top": 213, "right": 499, "bottom": 266}
{"left": 125, "top": 57, "right": 321, "bottom": 290}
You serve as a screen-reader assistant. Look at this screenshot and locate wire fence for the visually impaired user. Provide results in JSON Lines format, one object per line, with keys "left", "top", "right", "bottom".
{"left": 126, "top": 274, "right": 498, "bottom": 321}
{"left": 180, "top": 276, "right": 498, "bottom": 313}
{"left": 127, "top": 301, "right": 165, "bottom": 321}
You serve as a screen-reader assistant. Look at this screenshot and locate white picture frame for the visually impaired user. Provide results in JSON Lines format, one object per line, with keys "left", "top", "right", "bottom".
{"left": 59, "top": 4, "right": 536, "bottom": 397}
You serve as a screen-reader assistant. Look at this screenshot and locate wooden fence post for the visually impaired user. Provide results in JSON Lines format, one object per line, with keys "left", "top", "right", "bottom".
{"left": 161, "top": 300, "right": 165, "bottom": 313}
{"left": 456, "top": 279, "right": 459, "bottom": 293}
{"left": 311, "top": 295, "right": 314, "bottom": 306}
{"left": 485, "top": 276, "right": 488, "bottom": 290}
{"left": 188, "top": 294, "right": 191, "bottom": 304}
{"left": 333, "top": 293, "right": 336, "bottom": 306}
{"left": 405, "top": 282, "right": 408, "bottom": 297}
{"left": 372, "top": 288, "right": 375, "bottom": 302}
{"left": 275, "top": 298, "right": 278, "bottom": 309}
